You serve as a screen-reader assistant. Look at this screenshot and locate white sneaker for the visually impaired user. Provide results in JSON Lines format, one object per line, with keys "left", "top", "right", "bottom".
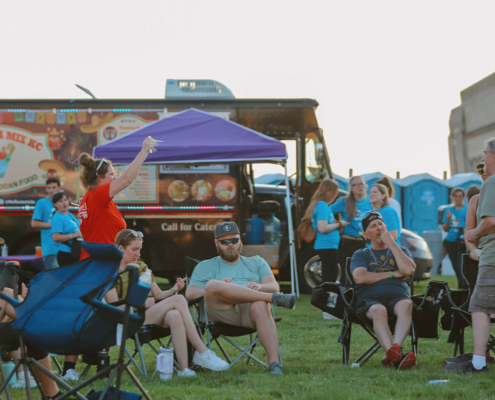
{"left": 192, "top": 350, "right": 229, "bottom": 371}
{"left": 177, "top": 368, "right": 196, "bottom": 377}
{"left": 11, "top": 375, "right": 37, "bottom": 388}
{"left": 60, "top": 369, "right": 80, "bottom": 381}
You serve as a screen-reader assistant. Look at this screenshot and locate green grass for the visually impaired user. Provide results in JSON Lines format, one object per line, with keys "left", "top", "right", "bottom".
{"left": 6, "top": 275, "right": 495, "bottom": 399}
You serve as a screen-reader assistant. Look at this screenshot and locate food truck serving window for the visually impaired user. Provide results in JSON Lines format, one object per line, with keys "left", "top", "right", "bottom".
{"left": 305, "top": 132, "right": 329, "bottom": 182}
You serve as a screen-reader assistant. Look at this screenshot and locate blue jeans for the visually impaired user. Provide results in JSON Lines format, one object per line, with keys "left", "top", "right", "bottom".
{"left": 42, "top": 254, "right": 59, "bottom": 270}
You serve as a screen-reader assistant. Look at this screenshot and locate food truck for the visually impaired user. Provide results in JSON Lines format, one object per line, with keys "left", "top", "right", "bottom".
{"left": 0, "top": 80, "right": 333, "bottom": 290}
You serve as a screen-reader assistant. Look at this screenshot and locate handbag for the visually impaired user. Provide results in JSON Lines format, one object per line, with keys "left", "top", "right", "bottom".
{"left": 297, "top": 217, "right": 316, "bottom": 248}
{"left": 311, "top": 285, "right": 345, "bottom": 319}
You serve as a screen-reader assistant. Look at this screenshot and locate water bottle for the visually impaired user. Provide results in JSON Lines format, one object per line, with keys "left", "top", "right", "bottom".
{"left": 156, "top": 347, "right": 174, "bottom": 380}
{"left": 96, "top": 350, "right": 110, "bottom": 378}
{"left": 263, "top": 214, "right": 281, "bottom": 245}
{"left": 139, "top": 269, "right": 152, "bottom": 286}
{"left": 245, "top": 215, "right": 264, "bottom": 244}
{"left": 3, "top": 362, "right": 16, "bottom": 385}
{"left": 1, "top": 244, "right": 7, "bottom": 257}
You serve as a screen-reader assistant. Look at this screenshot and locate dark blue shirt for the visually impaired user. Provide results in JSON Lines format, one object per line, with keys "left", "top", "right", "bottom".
{"left": 350, "top": 246, "right": 413, "bottom": 302}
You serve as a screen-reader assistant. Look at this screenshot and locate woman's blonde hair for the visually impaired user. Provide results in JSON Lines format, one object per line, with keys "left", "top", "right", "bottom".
{"left": 115, "top": 229, "right": 143, "bottom": 249}
{"left": 304, "top": 179, "right": 339, "bottom": 220}
{"left": 370, "top": 183, "right": 390, "bottom": 208}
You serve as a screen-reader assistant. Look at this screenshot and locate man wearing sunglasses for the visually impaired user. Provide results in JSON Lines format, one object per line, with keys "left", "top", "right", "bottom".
{"left": 186, "top": 222, "right": 295, "bottom": 376}
{"left": 350, "top": 211, "right": 417, "bottom": 370}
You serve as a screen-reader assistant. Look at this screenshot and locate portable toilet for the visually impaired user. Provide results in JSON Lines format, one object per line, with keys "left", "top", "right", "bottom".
{"left": 445, "top": 173, "right": 482, "bottom": 194}
{"left": 362, "top": 172, "right": 402, "bottom": 205}
{"left": 400, "top": 173, "right": 449, "bottom": 236}
{"left": 333, "top": 174, "right": 349, "bottom": 191}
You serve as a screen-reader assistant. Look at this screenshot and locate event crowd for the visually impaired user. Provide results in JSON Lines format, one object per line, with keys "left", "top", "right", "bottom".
{"left": 2, "top": 137, "right": 495, "bottom": 398}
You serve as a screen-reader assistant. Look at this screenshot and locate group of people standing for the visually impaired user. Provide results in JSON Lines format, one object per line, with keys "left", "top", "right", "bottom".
{"left": 305, "top": 174, "right": 402, "bottom": 318}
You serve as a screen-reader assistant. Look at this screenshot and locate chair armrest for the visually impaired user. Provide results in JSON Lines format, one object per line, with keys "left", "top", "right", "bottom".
{"left": 188, "top": 296, "right": 204, "bottom": 307}
{"left": 0, "top": 293, "right": 21, "bottom": 308}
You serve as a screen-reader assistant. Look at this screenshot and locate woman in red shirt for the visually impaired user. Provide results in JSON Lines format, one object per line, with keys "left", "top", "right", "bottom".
{"left": 77, "top": 137, "right": 153, "bottom": 259}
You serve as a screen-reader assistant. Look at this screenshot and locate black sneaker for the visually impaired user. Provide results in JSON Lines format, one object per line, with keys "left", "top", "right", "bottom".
{"left": 458, "top": 361, "right": 489, "bottom": 375}
{"left": 268, "top": 362, "right": 284, "bottom": 376}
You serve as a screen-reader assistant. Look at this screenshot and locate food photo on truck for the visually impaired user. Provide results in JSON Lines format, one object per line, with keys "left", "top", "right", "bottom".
{"left": 0, "top": 79, "right": 432, "bottom": 292}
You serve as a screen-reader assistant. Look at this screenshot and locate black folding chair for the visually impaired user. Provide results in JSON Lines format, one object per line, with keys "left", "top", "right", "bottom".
{"left": 439, "top": 254, "right": 495, "bottom": 356}
{"left": 184, "top": 257, "right": 282, "bottom": 370}
{"left": 336, "top": 258, "right": 419, "bottom": 367}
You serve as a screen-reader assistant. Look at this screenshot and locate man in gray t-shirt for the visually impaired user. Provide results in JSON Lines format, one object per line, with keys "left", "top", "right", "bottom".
{"left": 465, "top": 137, "right": 495, "bottom": 374}
{"left": 186, "top": 222, "right": 295, "bottom": 376}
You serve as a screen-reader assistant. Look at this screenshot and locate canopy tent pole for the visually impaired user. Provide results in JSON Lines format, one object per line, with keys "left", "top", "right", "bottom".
{"left": 284, "top": 162, "right": 299, "bottom": 297}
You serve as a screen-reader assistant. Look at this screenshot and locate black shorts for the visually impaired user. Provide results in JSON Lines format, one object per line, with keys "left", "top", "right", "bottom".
{"left": 0, "top": 322, "right": 48, "bottom": 361}
{"left": 357, "top": 295, "right": 411, "bottom": 319}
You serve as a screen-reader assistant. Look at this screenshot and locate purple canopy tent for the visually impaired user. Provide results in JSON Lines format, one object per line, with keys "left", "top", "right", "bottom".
{"left": 93, "top": 108, "right": 298, "bottom": 295}
{"left": 94, "top": 108, "right": 287, "bottom": 165}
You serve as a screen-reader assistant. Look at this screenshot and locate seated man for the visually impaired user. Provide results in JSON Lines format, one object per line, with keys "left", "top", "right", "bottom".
{"left": 185, "top": 222, "right": 295, "bottom": 376}
{"left": 351, "top": 211, "right": 417, "bottom": 370}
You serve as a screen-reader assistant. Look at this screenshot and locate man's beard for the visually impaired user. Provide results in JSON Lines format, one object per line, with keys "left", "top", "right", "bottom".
{"left": 216, "top": 242, "right": 243, "bottom": 262}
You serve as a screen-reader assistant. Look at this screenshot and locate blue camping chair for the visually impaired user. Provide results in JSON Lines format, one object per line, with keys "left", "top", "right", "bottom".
{"left": 0, "top": 243, "right": 151, "bottom": 400}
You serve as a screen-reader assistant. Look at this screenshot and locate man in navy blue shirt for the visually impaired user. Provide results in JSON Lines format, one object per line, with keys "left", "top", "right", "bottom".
{"left": 350, "top": 211, "right": 417, "bottom": 370}
{"left": 31, "top": 177, "right": 60, "bottom": 270}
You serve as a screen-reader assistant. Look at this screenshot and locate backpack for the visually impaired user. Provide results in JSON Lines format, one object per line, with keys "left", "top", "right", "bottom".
{"left": 297, "top": 217, "right": 316, "bottom": 248}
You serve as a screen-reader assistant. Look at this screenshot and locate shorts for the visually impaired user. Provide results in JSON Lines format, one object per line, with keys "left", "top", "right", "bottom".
{"left": 0, "top": 322, "right": 48, "bottom": 360}
{"left": 469, "top": 266, "right": 495, "bottom": 314}
{"left": 357, "top": 295, "right": 411, "bottom": 320}
{"left": 206, "top": 303, "right": 261, "bottom": 329}
{"left": 43, "top": 254, "right": 59, "bottom": 270}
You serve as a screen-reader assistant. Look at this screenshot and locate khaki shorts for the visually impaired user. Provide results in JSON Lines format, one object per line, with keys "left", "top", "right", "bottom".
{"left": 206, "top": 303, "right": 257, "bottom": 329}
{"left": 469, "top": 266, "right": 495, "bottom": 314}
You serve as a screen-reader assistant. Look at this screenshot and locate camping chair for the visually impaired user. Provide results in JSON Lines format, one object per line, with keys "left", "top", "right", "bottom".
{"left": 438, "top": 254, "right": 495, "bottom": 356}
{"left": 334, "top": 258, "right": 419, "bottom": 367}
{"left": 184, "top": 256, "right": 282, "bottom": 370}
{"left": 0, "top": 243, "right": 151, "bottom": 400}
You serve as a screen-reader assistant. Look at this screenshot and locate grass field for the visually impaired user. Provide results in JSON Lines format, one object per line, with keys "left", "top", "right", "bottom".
{"left": 5, "top": 275, "right": 495, "bottom": 400}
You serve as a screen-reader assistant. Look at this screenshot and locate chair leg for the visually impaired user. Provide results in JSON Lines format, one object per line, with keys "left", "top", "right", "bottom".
{"left": 246, "top": 334, "right": 255, "bottom": 366}
{"left": 79, "top": 363, "right": 92, "bottom": 380}
{"left": 410, "top": 321, "right": 418, "bottom": 355}
{"left": 460, "top": 328, "right": 465, "bottom": 355}
{"left": 51, "top": 355, "right": 63, "bottom": 375}
{"left": 342, "top": 321, "right": 351, "bottom": 366}
{"left": 214, "top": 338, "right": 232, "bottom": 364}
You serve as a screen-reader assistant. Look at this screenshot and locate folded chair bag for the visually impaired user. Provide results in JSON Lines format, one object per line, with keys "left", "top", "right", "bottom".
{"left": 5, "top": 243, "right": 142, "bottom": 355}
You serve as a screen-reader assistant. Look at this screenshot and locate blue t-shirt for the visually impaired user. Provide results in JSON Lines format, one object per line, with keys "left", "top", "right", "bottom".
{"left": 376, "top": 205, "right": 401, "bottom": 245}
{"left": 32, "top": 197, "right": 58, "bottom": 256}
{"left": 51, "top": 211, "right": 80, "bottom": 253}
{"left": 443, "top": 205, "right": 466, "bottom": 242}
{"left": 330, "top": 197, "right": 372, "bottom": 237}
{"left": 312, "top": 201, "right": 340, "bottom": 250}
{"left": 350, "top": 246, "right": 412, "bottom": 302}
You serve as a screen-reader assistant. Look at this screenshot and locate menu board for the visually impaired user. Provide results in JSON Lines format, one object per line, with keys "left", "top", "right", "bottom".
{"left": 113, "top": 165, "right": 158, "bottom": 203}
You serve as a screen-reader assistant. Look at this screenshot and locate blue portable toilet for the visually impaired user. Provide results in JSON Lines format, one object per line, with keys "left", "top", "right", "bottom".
{"left": 362, "top": 172, "right": 402, "bottom": 205}
{"left": 445, "top": 173, "right": 482, "bottom": 194}
{"left": 333, "top": 173, "right": 349, "bottom": 191}
{"left": 400, "top": 173, "right": 449, "bottom": 236}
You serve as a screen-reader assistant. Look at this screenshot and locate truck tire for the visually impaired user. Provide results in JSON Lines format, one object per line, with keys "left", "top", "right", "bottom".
{"left": 297, "top": 246, "right": 322, "bottom": 294}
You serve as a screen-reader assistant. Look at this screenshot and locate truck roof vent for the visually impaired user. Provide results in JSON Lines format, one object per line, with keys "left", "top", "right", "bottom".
{"left": 165, "top": 79, "right": 235, "bottom": 99}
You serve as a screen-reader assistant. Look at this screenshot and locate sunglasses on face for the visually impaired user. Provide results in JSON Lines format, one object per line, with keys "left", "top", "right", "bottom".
{"left": 218, "top": 237, "right": 240, "bottom": 246}
{"left": 352, "top": 181, "right": 366, "bottom": 187}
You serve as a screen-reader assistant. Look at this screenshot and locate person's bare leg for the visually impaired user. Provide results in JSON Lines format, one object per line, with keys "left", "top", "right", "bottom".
{"left": 249, "top": 301, "right": 280, "bottom": 363}
{"left": 205, "top": 280, "right": 273, "bottom": 309}
{"left": 473, "top": 312, "right": 491, "bottom": 356}
{"left": 392, "top": 300, "right": 413, "bottom": 346}
{"left": 161, "top": 310, "right": 189, "bottom": 371}
{"left": 0, "top": 288, "right": 17, "bottom": 320}
{"left": 10, "top": 349, "right": 24, "bottom": 374}
{"left": 144, "top": 296, "right": 207, "bottom": 354}
{"left": 31, "top": 356, "right": 58, "bottom": 397}
{"left": 365, "top": 304, "right": 393, "bottom": 351}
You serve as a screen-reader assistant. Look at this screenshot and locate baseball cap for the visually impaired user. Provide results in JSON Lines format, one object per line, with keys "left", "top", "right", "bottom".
{"left": 215, "top": 222, "right": 240, "bottom": 239}
{"left": 362, "top": 211, "right": 383, "bottom": 232}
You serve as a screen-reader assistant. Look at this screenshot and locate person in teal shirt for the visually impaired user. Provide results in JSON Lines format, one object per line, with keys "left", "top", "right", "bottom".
{"left": 31, "top": 177, "right": 61, "bottom": 270}
{"left": 442, "top": 187, "right": 467, "bottom": 288}
{"left": 331, "top": 175, "right": 371, "bottom": 286}
{"left": 305, "top": 179, "right": 346, "bottom": 286}
{"left": 368, "top": 184, "right": 401, "bottom": 246}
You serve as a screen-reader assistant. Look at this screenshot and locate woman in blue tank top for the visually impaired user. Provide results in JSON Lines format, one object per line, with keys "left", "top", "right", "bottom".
{"left": 305, "top": 179, "right": 348, "bottom": 289}
{"left": 330, "top": 176, "right": 371, "bottom": 286}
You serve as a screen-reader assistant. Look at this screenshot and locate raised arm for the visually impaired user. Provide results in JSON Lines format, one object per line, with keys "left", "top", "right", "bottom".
{"left": 465, "top": 195, "right": 480, "bottom": 259}
{"left": 109, "top": 137, "right": 153, "bottom": 198}
{"left": 382, "top": 232, "right": 416, "bottom": 277}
